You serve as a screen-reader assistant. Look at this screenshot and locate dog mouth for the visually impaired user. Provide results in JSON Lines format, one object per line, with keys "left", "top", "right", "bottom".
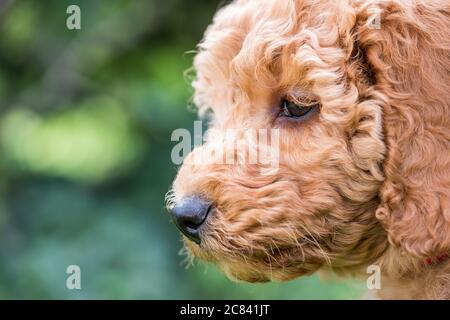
{"left": 173, "top": 201, "right": 328, "bottom": 282}
{"left": 185, "top": 233, "right": 320, "bottom": 282}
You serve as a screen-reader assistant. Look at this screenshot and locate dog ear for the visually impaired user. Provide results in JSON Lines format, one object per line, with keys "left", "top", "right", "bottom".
{"left": 352, "top": 1, "right": 450, "bottom": 258}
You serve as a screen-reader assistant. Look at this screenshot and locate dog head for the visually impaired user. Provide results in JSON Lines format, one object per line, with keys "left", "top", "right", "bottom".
{"left": 168, "top": 0, "right": 450, "bottom": 282}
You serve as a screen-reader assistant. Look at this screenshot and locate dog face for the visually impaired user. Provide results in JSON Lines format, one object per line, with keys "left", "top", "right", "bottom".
{"left": 169, "top": 0, "right": 388, "bottom": 282}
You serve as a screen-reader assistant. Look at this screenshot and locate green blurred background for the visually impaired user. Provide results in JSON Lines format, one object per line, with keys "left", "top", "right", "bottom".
{"left": 0, "top": 0, "right": 364, "bottom": 299}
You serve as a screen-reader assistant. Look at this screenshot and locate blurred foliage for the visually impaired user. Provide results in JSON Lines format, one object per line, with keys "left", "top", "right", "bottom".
{"left": 0, "top": 0, "right": 364, "bottom": 299}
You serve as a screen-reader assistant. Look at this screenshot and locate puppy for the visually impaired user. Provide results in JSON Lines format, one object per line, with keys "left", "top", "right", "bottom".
{"left": 168, "top": 0, "right": 450, "bottom": 299}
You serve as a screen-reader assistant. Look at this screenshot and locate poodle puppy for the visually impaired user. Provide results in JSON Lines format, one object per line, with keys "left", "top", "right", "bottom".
{"left": 168, "top": 0, "right": 450, "bottom": 299}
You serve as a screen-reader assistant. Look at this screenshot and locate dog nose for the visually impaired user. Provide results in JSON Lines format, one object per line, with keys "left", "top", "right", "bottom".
{"left": 169, "top": 196, "right": 211, "bottom": 244}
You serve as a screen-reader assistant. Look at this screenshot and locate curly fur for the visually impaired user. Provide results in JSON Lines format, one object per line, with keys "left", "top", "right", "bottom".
{"left": 169, "top": 0, "right": 450, "bottom": 299}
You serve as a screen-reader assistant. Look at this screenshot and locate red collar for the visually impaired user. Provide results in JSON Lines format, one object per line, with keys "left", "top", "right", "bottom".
{"left": 425, "top": 253, "right": 450, "bottom": 266}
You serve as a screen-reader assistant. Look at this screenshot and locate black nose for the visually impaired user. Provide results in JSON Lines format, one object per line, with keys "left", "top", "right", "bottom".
{"left": 169, "top": 196, "right": 211, "bottom": 244}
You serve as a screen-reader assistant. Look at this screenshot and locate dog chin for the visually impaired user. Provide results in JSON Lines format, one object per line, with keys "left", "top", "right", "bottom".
{"left": 184, "top": 241, "right": 265, "bottom": 282}
{"left": 218, "top": 261, "right": 312, "bottom": 283}
{"left": 184, "top": 239, "right": 310, "bottom": 283}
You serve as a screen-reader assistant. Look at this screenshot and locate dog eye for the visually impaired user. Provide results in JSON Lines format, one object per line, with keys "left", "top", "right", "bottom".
{"left": 281, "top": 100, "right": 317, "bottom": 118}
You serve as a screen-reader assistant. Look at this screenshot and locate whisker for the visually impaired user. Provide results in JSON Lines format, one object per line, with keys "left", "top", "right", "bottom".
{"left": 301, "top": 227, "right": 332, "bottom": 265}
